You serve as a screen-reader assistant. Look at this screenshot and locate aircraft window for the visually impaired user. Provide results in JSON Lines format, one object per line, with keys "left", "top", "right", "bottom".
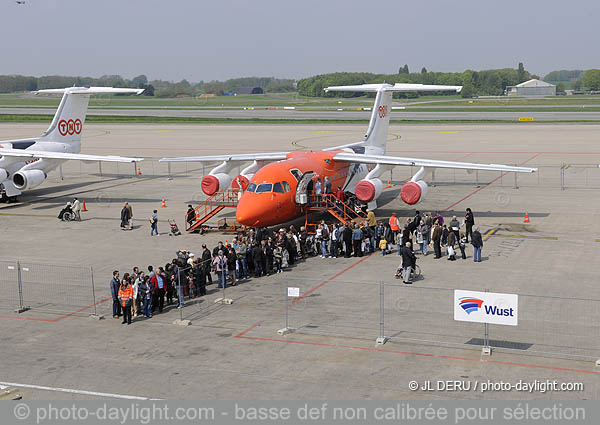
{"left": 273, "top": 182, "right": 284, "bottom": 193}
{"left": 282, "top": 181, "right": 291, "bottom": 192}
{"left": 256, "top": 183, "right": 273, "bottom": 193}
{"left": 246, "top": 182, "right": 257, "bottom": 192}
{"left": 290, "top": 169, "right": 302, "bottom": 182}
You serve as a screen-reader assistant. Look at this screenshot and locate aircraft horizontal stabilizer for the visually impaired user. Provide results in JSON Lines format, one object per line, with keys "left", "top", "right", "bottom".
{"left": 325, "top": 83, "right": 462, "bottom": 93}
{"left": 0, "top": 148, "right": 143, "bottom": 163}
{"left": 35, "top": 87, "right": 145, "bottom": 95}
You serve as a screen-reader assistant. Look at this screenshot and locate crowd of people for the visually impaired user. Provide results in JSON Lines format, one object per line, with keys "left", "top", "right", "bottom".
{"left": 110, "top": 208, "right": 483, "bottom": 323}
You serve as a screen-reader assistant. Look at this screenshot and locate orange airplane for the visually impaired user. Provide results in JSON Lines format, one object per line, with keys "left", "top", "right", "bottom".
{"left": 160, "top": 84, "right": 536, "bottom": 227}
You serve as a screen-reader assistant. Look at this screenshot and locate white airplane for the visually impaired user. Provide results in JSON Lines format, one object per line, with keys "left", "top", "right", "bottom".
{"left": 161, "top": 83, "right": 537, "bottom": 228}
{"left": 0, "top": 87, "right": 144, "bottom": 202}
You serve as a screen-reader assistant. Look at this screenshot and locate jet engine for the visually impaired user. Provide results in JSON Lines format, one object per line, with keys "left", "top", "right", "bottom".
{"left": 400, "top": 180, "right": 428, "bottom": 205}
{"left": 0, "top": 168, "right": 8, "bottom": 181}
{"left": 201, "top": 173, "right": 232, "bottom": 196}
{"left": 355, "top": 178, "right": 384, "bottom": 203}
{"left": 13, "top": 169, "right": 46, "bottom": 190}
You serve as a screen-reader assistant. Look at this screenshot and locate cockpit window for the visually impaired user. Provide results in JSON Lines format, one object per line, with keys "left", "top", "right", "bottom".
{"left": 282, "top": 181, "right": 291, "bottom": 192}
{"left": 256, "top": 183, "right": 273, "bottom": 193}
{"left": 273, "top": 182, "right": 284, "bottom": 193}
{"left": 246, "top": 182, "right": 257, "bottom": 192}
{"left": 289, "top": 169, "right": 302, "bottom": 182}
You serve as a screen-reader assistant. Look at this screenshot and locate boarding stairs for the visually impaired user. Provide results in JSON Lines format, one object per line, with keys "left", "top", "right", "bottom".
{"left": 186, "top": 189, "right": 242, "bottom": 233}
{"left": 304, "top": 194, "right": 368, "bottom": 234}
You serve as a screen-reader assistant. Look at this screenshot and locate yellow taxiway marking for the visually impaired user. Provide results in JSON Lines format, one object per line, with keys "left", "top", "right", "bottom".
{"left": 152, "top": 130, "right": 173, "bottom": 133}
{"left": 314, "top": 130, "right": 333, "bottom": 133}
{"left": 482, "top": 228, "right": 498, "bottom": 241}
{"left": 439, "top": 131, "right": 458, "bottom": 134}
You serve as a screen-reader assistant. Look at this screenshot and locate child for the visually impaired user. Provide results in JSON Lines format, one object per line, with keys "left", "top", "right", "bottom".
{"left": 459, "top": 232, "right": 467, "bottom": 260}
{"left": 379, "top": 238, "right": 388, "bottom": 255}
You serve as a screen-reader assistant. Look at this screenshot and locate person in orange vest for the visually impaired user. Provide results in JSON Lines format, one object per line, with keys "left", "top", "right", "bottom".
{"left": 118, "top": 275, "right": 134, "bottom": 325}
{"left": 389, "top": 212, "right": 400, "bottom": 238}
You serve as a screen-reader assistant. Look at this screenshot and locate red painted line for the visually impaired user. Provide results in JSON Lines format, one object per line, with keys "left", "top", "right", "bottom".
{"left": 443, "top": 153, "right": 541, "bottom": 211}
{"left": 235, "top": 254, "right": 374, "bottom": 338}
{"left": 236, "top": 335, "right": 600, "bottom": 375}
{"left": 0, "top": 297, "right": 111, "bottom": 323}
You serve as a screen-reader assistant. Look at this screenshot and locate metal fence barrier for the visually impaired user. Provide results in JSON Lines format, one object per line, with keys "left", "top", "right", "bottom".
{"left": 48, "top": 160, "right": 600, "bottom": 193}
{"left": 0, "top": 260, "right": 100, "bottom": 318}
{"left": 278, "top": 277, "right": 600, "bottom": 362}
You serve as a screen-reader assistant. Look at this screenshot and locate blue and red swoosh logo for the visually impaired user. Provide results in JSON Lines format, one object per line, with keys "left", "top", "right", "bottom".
{"left": 459, "top": 297, "right": 484, "bottom": 314}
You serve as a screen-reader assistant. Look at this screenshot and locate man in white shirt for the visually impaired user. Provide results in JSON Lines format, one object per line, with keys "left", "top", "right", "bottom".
{"left": 72, "top": 197, "right": 81, "bottom": 221}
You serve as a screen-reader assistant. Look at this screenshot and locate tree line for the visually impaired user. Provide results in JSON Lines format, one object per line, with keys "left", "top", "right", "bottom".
{"left": 297, "top": 64, "right": 540, "bottom": 98}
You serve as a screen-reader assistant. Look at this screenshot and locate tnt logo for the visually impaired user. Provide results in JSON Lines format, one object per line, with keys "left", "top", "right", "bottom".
{"left": 378, "top": 105, "right": 388, "bottom": 118}
{"left": 459, "top": 297, "right": 484, "bottom": 315}
{"left": 58, "top": 119, "right": 82, "bottom": 136}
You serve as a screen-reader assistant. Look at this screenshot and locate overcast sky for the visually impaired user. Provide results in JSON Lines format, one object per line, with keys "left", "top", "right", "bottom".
{"left": 1, "top": 0, "right": 597, "bottom": 82}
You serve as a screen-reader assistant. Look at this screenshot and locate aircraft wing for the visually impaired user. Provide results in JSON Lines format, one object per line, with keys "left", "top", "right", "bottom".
{"left": 333, "top": 152, "right": 537, "bottom": 173}
{"left": 35, "top": 87, "right": 145, "bottom": 95}
{"left": 325, "top": 83, "right": 462, "bottom": 93}
{"left": 0, "top": 148, "right": 143, "bottom": 163}
{"left": 159, "top": 152, "right": 289, "bottom": 163}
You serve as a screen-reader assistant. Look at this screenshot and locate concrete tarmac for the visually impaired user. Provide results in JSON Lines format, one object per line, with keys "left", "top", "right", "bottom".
{"left": 2, "top": 107, "right": 600, "bottom": 121}
{"left": 1, "top": 123, "right": 599, "bottom": 400}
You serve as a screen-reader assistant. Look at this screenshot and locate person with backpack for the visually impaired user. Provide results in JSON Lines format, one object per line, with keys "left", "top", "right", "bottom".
{"left": 150, "top": 209, "right": 158, "bottom": 236}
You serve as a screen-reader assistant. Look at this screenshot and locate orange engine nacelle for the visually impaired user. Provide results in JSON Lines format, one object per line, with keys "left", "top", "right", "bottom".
{"left": 355, "top": 178, "right": 383, "bottom": 203}
{"left": 232, "top": 175, "right": 250, "bottom": 191}
{"left": 201, "top": 173, "right": 232, "bottom": 196}
{"left": 400, "top": 180, "right": 428, "bottom": 205}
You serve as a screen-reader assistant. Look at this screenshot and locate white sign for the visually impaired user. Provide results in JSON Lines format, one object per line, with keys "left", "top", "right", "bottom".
{"left": 287, "top": 287, "right": 300, "bottom": 297}
{"left": 454, "top": 289, "right": 518, "bottom": 326}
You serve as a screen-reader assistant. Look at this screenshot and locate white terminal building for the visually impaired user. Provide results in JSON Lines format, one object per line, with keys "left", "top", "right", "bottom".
{"left": 506, "top": 79, "right": 556, "bottom": 96}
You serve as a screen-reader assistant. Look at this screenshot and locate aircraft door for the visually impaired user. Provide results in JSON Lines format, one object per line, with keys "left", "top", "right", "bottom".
{"left": 295, "top": 171, "right": 314, "bottom": 205}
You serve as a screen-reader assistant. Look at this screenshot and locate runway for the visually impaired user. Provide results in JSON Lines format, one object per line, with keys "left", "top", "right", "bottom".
{"left": 2, "top": 107, "right": 600, "bottom": 121}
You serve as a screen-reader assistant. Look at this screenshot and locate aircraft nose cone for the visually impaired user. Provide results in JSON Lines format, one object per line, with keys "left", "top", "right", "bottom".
{"left": 236, "top": 194, "right": 269, "bottom": 227}
{"left": 235, "top": 195, "right": 261, "bottom": 227}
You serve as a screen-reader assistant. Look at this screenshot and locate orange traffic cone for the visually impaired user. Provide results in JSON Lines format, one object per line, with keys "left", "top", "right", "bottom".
{"left": 81, "top": 200, "right": 88, "bottom": 212}
{"left": 385, "top": 179, "right": 392, "bottom": 188}
{"left": 161, "top": 199, "right": 167, "bottom": 208}
{"left": 523, "top": 212, "right": 530, "bottom": 223}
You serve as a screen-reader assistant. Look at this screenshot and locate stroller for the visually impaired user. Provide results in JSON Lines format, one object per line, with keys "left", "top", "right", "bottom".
{"left": 304, "top": 234, "right": 316, "bottom": 256}
{"left": 168, "top": 219, "right": 181, "bottom": 236}
{"left": 58, "top": 203, "right": 74, "bottom": 222}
